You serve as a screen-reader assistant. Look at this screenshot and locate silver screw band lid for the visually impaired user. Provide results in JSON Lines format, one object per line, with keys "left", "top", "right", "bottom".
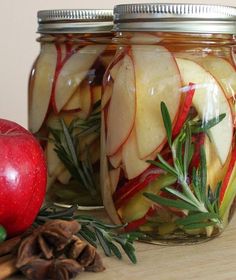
{"left": 38, "top": 9, "right": 113, "bottom": 34}
{"left": 113, "top": 3, "right": 236, "bottom": 34}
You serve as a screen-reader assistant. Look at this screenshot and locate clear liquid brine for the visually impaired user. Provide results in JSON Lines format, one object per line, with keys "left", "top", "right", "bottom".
{"left": 28, "top": 34, "right": 115, "bottom": 207}
{"left": 101, "top": 33, "right": 236, "bottom": 242}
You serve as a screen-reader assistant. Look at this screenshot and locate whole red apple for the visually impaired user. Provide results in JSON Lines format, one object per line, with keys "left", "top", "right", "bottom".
{"left": 0, "top": 118, "right": 47, "bottom": 236}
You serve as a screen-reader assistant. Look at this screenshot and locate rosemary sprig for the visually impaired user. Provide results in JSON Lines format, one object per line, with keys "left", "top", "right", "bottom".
{"left": 48, "top": 102, "right": 101, "bottom": 197}
{"left": 144, "top": 102, "right": 225, "bottom": 231}
{"left": 36, "top": 205, "right": 144, "bottom": 264}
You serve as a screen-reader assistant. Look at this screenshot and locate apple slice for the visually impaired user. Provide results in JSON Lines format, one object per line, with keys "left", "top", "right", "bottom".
{"left": 62, "top": 85, "right": 82, "bottom": 111}
{"left": 109, "top": 149, "right": 122, "bottom": 168}
{"left": 219, "top": 145, "right": 236, "bottom": 221}
{"left": 109, "top": 167, "right": 121, "bottom": 194}
{"left": 77, "top": 81, "right": 92, "bottom": 119}
{"left": 110, "top": 59, "right": 123, "bottom": 80}
{"left": 205, "top": 136, "right": 229, "bottom": 191}
{"left": 99, "top": 52, "right": 113, "bottom": 68}
{"left": 176, "top": 58, "right": 233, "bottom": 165}
{"left": 29, "top": 43, "right": 57, "bottom": 133}
{"left": 187, "top": 55, "right": 236, "bottom": 100}
{"left": 101, "top": 83, "right": 112, "bottom": 110}
{"left": 91, "top": 85, "right": 102, "bottom": 105}
{"left": 106, "top": 54, "right": 136, "bottom": 156}
{"left": 46, "top": 133, "right": 64, "bottom": 177}
{"left": 57, "top": 168, "right": 71, "bottom": 185}
{"left": 53, "top": 45, "right": 106, "bottom": 113}
{"left": 100, "top": 112, "right": 121, "bottom": 224}
{"left": 172, "top": 83, "right": 195, "bottom": 137}
{"left": 122, "top": 128, "right": 151, "bottom": 180}
{"left": 130, "top": 32, "right": 162, "bottom": 44}
{"left": 132, "top": 45, "right": 181, "bottom": 159}
{"left": 119, "top": 173, "right": 176, "bottom": 223}
{"left": 220, "top": 145, "right": 236, "bottom": 203}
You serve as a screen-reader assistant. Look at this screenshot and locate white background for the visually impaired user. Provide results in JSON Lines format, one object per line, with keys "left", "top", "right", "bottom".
{"left": 0, "top": 0, "right": 236, "bottom": 127}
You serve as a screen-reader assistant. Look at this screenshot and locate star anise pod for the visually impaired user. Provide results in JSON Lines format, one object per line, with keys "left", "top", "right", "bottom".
{"left": 21, "top": 258, "right": 84, "bottom": 280}
{"left": 66, "top": 236, "right": 105, "bottom": 272}
{"left": 16, "top": 219, "right": 80, "bottom": 268}
{"left": 13, "top": 219, "right": 104, "bottom": 280}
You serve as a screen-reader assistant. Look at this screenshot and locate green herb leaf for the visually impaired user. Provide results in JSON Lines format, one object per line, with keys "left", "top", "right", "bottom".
{"left": 161, "top": 101, "right": 172, "bottom": 146}
{"left": 176, "top": 212, "right": 219, "bottom": 226}
{"left": 36, "top": 205, "right": 141, "bottom": 264}
{"left": 143, "top": 192, "right": 198, "bottom": 211}
{"left": 191, "top": 113, "right": 226, "bottom": 134}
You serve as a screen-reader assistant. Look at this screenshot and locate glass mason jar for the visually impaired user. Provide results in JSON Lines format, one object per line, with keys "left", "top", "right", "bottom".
{"left": 28, "top": 9, "right": 115, "bottom": 208}
{"left": 101, "top": 3, "right": 236, "bottom": 243}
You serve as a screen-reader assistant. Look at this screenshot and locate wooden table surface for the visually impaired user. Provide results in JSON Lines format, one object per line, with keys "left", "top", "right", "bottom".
{"left": 8, "top": 213, "right": 236, "bottom": 280}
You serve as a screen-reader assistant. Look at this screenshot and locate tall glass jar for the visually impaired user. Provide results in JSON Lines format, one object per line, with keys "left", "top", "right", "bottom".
{"left": 101, "top": 3, "right": 236, "bottom": 243}
{"left": 28, "top": 9, "right": 115, "bottom": 208}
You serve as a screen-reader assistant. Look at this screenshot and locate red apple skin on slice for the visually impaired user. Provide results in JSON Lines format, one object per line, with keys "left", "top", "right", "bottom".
{"left": 106, "top": 54, "right": 136, "bottom": 156}
{"left": 29, "top": 43, "right": 57, "bottom": 133}
{"left": 220, "top": 145, "right": 236, "bottom": 203}
{"left": 172, "top": 83, "right": 195, "bottom": 137}
{"left": 53, "top": 45, "right": 106, "bottom": 113}
{"left": 122, "top": 128, "right": 152, "bottom": 180}
{"left": 176, "top": 58, "right": 233, "bottom": 165}
{"left": 132, "top": 45, "right": 182, "bottom": 159}
{"left": 176, "top": 54, "right": 236, "bottom": 100}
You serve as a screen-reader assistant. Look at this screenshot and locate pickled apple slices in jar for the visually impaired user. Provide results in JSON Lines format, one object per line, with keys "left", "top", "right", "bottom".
{"left": 29, "top": 40, "right": 114, "bottom": 207}
{"left": 101, "top": 44, "right": 236, "bottom": 242}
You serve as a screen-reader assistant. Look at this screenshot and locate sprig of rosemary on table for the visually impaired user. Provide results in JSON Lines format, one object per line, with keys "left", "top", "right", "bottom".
{"left": 48, "top": 102, "right": 101, "bottom": 197}
{"left": 36, "top": 205, "right": 144, "bottom": 264}
{"left": 144, "top": 102, "right": 225, "bottom": 231}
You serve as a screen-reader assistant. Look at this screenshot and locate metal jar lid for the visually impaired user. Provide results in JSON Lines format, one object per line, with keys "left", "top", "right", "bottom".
{"left": 37, "top": 9, "right": 113, "bottom": 34}
{"left": 113, "top": 3, "right": 236, "bottom": 34}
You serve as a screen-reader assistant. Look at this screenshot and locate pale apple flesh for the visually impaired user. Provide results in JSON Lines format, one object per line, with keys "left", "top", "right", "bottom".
{"left": 102, "top": 43, "right": 236, "bottom": 236}
{"left": 106, "top": 54, "right": 136, "bottom": 156}
{"left": 132, "top": 45, "right": 182, "bottom": 159}
{"left": 29, "top": 43, "right": 57, "bottom": 133}
{"left": 52, "top": 45, "right": 106, "bottom": 113}
{"left": 176, "top": 58, "right": 233, "bottom": 166}
{"left": 28, "top": 41, "right": 111, "bottom": 207}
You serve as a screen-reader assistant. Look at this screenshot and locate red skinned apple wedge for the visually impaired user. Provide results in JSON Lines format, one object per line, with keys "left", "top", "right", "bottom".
{"left": 0, "top": 119, "right": 47, "bottom": 236}
{"left": 132, "top": 45, "right": 181, "bottom": 159}
{"left": 176, "top": 58, "right": 233, "bottom": 165}
{"left": 53, "top": 45, "right": 106, "bottom": 113}
{"left": 176, "top": 54, "right": 236, "bottom": 100}
{"left": 106, "top": 54, "right": 136, "bottom": 156}
{"left": 113, "top": 166, "right": 165, "bottom": 210}
{"left": 29, "top": 43, "right": 57, "bottom": 133}
{"left": 172, "top": 83, "right": 195, "bottom": 137}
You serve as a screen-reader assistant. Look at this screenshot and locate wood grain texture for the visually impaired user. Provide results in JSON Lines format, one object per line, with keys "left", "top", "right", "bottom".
{"left": 8, "top": 214, "right": 236, "bottom": 280}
